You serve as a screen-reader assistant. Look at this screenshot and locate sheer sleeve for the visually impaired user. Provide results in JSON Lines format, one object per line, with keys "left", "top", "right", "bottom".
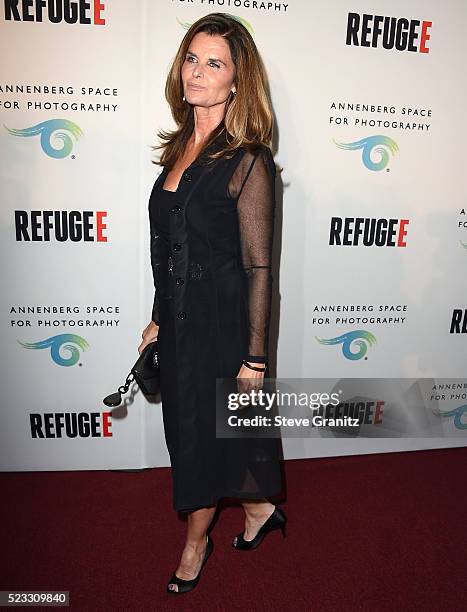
{"left": 230, "top": 146, "right": 276, "bottom": 364}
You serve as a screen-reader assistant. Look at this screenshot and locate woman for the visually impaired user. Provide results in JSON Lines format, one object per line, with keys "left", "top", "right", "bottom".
{"left": 138, "top": 13, "right": 286, "bottom": 594}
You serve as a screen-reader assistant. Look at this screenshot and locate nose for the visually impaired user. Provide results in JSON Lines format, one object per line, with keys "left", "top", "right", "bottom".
{"left": 192, "top": 63, "right": 203, "bottom": 78}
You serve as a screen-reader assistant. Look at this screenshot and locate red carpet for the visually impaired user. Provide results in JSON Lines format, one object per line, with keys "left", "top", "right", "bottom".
{"left": 1, "top": 448, "right": 466, "bottom": 611}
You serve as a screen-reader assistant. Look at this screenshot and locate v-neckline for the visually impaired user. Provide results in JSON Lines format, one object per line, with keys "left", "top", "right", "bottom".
{"left": 159, "top": 126, "right": 227, "bottom": 192}
{"left": 160, "top": 162, "right": 195, "bottom": 193}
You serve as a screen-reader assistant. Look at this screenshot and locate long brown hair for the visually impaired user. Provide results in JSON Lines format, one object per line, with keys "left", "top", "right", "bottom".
{"left": 153, "top": 13, "right": 274, "bottom": 168}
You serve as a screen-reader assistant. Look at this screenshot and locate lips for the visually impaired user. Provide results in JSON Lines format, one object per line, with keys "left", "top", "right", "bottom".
{"left": 187, "top": 83, "right": 205, "bottom": 91}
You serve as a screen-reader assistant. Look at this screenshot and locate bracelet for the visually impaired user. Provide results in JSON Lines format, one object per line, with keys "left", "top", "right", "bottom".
{"left": 242, "top": 360, "right": 267, "bottom": 372}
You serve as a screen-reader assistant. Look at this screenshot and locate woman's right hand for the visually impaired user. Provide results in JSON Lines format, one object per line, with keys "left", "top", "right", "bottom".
{"left": 138, "top": 320, "right": 159, "bottom": 355}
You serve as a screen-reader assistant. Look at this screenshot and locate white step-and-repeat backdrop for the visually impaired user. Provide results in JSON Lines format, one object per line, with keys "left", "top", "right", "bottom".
{"left": 1, "top": 0, "right": 466, "bottom": 470}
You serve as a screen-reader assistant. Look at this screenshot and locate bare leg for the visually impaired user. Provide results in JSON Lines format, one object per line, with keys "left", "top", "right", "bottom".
{"left": 167, "top": 506, "right": 216, "bottom": 593}
{"left": 240, "top": 499, "right": 276, "bottom": 542}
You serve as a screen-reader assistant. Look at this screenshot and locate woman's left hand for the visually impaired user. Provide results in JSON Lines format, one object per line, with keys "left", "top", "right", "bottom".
{"left": 236, "top": 362, "right": 266, "bottom": 396}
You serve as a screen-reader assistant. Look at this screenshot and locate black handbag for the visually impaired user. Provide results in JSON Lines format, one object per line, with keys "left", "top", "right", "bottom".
{"left": 103, "top": 340, "right": 160, "bottom": 407}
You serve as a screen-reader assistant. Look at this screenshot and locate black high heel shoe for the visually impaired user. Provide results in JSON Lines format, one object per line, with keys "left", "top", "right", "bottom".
{"left": 167, "top": 534, "right": 214, "bottom": 594}
{"left": 232, "top": 506, "right": 287, "bottom": 551}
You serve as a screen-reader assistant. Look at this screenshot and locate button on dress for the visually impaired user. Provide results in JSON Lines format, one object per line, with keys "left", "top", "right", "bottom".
{"left": 148, "top": 128, "right": 284, "bottom": 512}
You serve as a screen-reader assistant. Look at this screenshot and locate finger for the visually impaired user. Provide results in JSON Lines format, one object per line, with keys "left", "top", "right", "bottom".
{"left": 239, "top": 378, "right": 251, "bottom": 397}
{"left": 238, "top": 379, "right": 248, "bottom": 394}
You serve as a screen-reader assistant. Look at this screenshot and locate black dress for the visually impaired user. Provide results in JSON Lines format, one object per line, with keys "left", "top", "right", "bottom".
{"left": 148, "top": 128, "right": 284, "bottom": 512}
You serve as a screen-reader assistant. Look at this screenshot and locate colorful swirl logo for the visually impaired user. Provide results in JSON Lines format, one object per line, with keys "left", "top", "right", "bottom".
{"left": 176, "top": 14, "right": 254, "bottom": 35}
{"left": 432, "top": 405, "right": 467, "bottom": 430}
{"left": 4, "top": 119, "right": 83, "bottom": 158}
{"left": 315, "top": 330, "right": 377, "bottom": 360}
{"left": 333, "top": 135, "right": 398, "bottom": 171}
{"left": 18, "top": 334, "right": 89, "bottom": 366}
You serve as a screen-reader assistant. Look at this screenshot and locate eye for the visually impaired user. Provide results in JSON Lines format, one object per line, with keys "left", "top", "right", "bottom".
{"left": 208, "top": 61, "right": 220, "bottom": 69}
{"left": 186, "top": 55, "right": 196, "bottom": 63}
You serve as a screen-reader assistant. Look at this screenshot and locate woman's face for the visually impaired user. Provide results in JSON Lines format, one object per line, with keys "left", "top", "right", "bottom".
{"left": 181, "top": 32, "right": 236, "bottom": 109}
